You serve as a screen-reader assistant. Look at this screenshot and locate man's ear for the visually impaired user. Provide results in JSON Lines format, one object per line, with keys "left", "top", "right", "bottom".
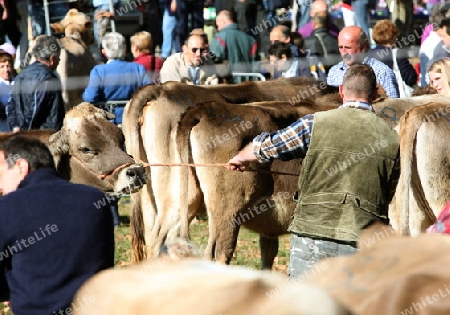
{"left": 16, "top": 159, "right": 30, "bottom": 179}
{"left": 338, "top": 85, "right": 344, "bottom": 98}
{"left": 49, "top": 54, "right": 58, "bottom": 67}
{"left": 281, "top": 54, "right": 287, "bottom": 61}
{"left": 182, "top": 44, "right": 188, "bottom": 53}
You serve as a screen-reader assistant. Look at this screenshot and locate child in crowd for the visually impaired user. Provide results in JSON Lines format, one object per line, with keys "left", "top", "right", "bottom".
{"left": 130, "top": 31, "right": 164, "bottom": 83}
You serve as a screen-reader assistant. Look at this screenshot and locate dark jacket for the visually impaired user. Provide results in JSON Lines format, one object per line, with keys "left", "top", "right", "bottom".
{"left": 7, "top": 61, "right": 64, "bottom": 131}
{"left": 210, "top": 23, "right": 257, "bottom": 72}
{"left": 304, "top": 27, "right": 341, "bottom": 72}
{"left": 0, "top": 168, "right": 115, "bottom": 315}
{"left": 368, "top": 45, "right": 418, "bottom": 87}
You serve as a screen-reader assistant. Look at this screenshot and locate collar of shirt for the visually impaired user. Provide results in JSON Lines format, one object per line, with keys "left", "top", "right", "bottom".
{"left": 340, "top": 101, "right": 375, "bottom": 112}
{"left": 0, "top": 77, "right": 13, "bottom": 85}
{"left": 338, "top": 56, "right": 369, "bottom": 70}
{"left": 282, "top": 60, "right": 299, "bottom": 78}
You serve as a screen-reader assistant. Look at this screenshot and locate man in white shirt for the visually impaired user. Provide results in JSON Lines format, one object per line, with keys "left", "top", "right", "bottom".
{"left": 159, "top": 33, "right": 218, "bottom": 84}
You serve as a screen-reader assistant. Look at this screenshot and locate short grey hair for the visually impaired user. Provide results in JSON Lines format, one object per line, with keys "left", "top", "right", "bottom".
{"left": 32, "top": 35, "right": 62, "bottom": 61}
{"left": 102, "top": 32, "right": 127, "bottom": 59}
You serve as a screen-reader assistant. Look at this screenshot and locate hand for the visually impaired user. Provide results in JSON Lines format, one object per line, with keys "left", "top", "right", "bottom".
{"left": 1, "top": 7, "right": 7, "bottom": 20}
{"left": 12, "top": 127, "right": 20, "bottom": 133}
{"left": 226, "top": 156, "right": 249, "bottom": 172}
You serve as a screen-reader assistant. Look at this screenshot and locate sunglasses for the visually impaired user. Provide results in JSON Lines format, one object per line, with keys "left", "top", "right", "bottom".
{"left": 191, "top": 47, "right": 207, "bottom": 54}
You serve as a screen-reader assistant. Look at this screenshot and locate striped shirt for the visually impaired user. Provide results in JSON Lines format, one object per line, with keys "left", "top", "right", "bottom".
{"left": 327, "top": 57, "right": 400, "bottom": 98}
{"left": 253, "top": 101, "right": 375, "bottom": 163}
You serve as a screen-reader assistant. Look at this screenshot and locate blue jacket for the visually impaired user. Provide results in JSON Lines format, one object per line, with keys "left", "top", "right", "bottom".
{"left": 0, "top": 168, "right": 115, "bottom": 315}
{"left": 7, "top": 61, "right": 64, "bottom": 131}
{"left": 82, "top": 60, "right": 151, "bottom": 124}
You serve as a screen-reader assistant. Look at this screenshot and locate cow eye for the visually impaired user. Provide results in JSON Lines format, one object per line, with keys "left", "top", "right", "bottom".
{"left": 79, "top": 147, "right": 94, "bottom": 154}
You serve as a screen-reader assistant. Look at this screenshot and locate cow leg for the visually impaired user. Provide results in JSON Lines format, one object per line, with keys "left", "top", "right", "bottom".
{"left": 259, "top": 236, "right": 278, "bottom": 270}
{"left": 213, "top": 214, "right": 241, "bottom": 264}
{"left": 203, "top": 212, "right": 217, "bottom": 261}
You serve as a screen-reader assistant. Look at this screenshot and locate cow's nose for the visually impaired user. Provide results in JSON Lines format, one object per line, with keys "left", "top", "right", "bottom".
{"left": 126, "top": 166, "right": 145, "bottom": 180}
{"left": 126, "top": 168, "right": 138, "bottom": 179}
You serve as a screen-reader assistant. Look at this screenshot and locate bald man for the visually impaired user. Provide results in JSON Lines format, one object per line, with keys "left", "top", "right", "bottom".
{"left": 327, "top": 26, "right": 399, "bottom": 98}
{"left": 209, "top": 10, "right": 257, "bottom": 73}
{"left": 298, "top": 0, "right": 339, "bottom": 38}
{"left": 270, "top": 25, "right": 300, "bottom": 57}
{"left": 160, "top": 33, "right": 217, "bottom": 84}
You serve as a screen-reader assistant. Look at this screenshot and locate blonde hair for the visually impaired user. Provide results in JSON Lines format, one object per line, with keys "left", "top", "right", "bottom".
{"left": 130, "top": 31, "right": 153, "bottom": 54}
{"left": 428, "top": 57, "right": 450, "bottom": 96}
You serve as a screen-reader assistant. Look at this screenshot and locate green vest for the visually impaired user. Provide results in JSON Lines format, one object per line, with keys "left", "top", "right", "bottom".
{"left": 289, "top": 108, "right": 399, "bottom": 243}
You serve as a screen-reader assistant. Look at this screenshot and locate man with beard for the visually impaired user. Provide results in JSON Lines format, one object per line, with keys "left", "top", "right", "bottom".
{"left": 327, "top": 26, "right": 399, "bottom": 98}
{"left": 159, "top": 33, "right": 218, "bottom": 84}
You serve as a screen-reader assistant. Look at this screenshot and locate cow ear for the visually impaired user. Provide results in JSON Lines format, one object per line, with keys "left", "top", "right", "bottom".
{"left": 48, "top": 129, "right": 69, "bottom": 168}
{"left": 90, "top": 105, "right": 116, "bottom": 120}
{"left": 101, "top": 109, "right": 115, "bottom": 120}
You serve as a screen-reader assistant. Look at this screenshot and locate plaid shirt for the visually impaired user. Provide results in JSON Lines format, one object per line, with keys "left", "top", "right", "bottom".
{"left": 327, "top": 57, "right": 400, "bottom": 98}
{"left": 427, "top": 201, "right": 450, "bottom": 234}
{"left": 253, "top": 101, "right": 375, "bottom": 163}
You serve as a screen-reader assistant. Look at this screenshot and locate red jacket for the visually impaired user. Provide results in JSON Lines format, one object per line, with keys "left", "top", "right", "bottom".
{"left": 133, "top": 53, "right": 164, "bottom": 83}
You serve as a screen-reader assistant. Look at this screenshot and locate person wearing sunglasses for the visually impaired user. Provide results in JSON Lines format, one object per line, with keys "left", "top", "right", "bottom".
{"left": 160, "top": 33, "right": 217, "bottom": 84}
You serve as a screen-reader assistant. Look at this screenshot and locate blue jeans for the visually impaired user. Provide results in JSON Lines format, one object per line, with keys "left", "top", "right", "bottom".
{"left": 29, "top": 2, "right": 68, "bottom": 37}
{"left": 161, "top": 8, "right": 177, "bottom": 58}
{"left": 288, "top": 234, "right": 358, "bottom": 279}
{"left": 420, "top": 53, "right": 429, "bottom": 87}
{"left": 352, "top": 0, "right": 370, "bottom": 40}
{"left": 297, "top": 0, "right": 311, "bottom": 29}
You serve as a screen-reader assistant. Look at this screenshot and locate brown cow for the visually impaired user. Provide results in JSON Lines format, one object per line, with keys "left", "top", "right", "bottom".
{"left": 175, "top": 100, "right": 337, "bottom": 267}
{"left": 1, "top": 103, "right": 146, "bottom": 195}
{"left": 390, "top": 102, "right": 450, "bottom": 235}
{"left": 122, "top": 78, "right": 339, "bottom": 261}
{"left": 306, "top": 223, "right": 450, "bottom": 315}
{"left": 73, "top": 246, "right": 350, "bottom": 315}
{"left": 56, "top": 9, "right": 96, "bottom": 112}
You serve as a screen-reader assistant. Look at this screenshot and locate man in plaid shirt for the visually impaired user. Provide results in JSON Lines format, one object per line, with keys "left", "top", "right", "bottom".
{"left": 327, "top": 26, "right": 400, "bottom": 98}
{"left": 227, "top": 64, "right": 400, "bottom": 278}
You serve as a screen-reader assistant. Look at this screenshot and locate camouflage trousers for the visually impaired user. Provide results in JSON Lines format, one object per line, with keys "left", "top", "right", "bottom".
{"left": 288, "top": 234, "right": 358, "bottom": 279}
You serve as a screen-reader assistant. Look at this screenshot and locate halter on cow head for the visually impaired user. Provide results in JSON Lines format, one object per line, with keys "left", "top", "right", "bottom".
{"left": 48, "top": 103, "right": 146, "bottom": 196}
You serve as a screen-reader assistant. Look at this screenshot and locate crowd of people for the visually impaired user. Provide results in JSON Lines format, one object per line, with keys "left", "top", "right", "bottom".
{"left": 1, "top": 0, "right": 450, "bottom": 314}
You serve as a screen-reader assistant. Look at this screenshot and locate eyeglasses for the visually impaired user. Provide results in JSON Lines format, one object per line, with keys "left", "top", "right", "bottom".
{"left": 191, "top": 47, "right": 207, "bottom": 54}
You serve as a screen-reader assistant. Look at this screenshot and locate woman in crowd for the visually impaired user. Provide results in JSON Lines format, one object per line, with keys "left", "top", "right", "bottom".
{"left": 427, "top": 57, "right": 450, "bottom": 95}
{"left": 368, "top": 19, "right": 417, "bottom": 97}
{"left": 130, "top": 31, "right": 164, "bottom": 83}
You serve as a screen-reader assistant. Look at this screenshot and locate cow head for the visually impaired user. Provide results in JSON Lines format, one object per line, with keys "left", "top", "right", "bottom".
{"left": 52, "top": 9, "right": 94, "bottom": 46}
{"left": 48, "top": 103, "right": 146, "bottom": 196}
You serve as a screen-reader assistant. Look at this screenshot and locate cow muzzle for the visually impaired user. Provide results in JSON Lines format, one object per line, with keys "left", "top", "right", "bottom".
{"left": 113, "top": 163, "right": 147, "bottom": 194}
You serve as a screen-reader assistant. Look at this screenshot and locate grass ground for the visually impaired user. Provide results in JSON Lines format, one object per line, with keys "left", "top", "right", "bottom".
{"left": 0, "top": 197, "right": 290, "bottom": 314}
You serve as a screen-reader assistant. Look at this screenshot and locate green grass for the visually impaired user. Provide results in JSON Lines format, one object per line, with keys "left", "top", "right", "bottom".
{"left": 0, "top": 197, "right": 289, "bottom": 314}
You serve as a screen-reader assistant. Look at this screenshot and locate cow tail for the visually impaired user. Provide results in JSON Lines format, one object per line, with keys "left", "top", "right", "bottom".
{"left": 123, "top": 86, "right": 161, "bottom": 262}
{"left": 397, "top": 104, "right": 428, "bottom": 235}
{"left": 131, "top": 191, "right": 146, "bottom": 262}
{"left": 176, "top": 110, "right": 202, "bottom": 240}
{"left": 123, "top": 86, "right": 161, "bottom": 162}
